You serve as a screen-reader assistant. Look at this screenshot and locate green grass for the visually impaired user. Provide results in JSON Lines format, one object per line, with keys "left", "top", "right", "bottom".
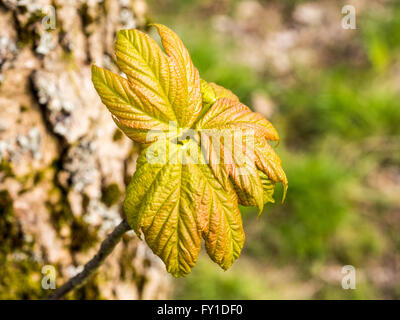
{"left": 174, "top": 255, "right": 273, "bottom": 300}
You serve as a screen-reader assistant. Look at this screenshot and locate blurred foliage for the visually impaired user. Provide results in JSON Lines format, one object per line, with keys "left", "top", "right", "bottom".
{"left": 174, "top": 255, "right": 270, "bottom": 299}
{"left": 148, "top": 0, "right": 400, "bottom": 299}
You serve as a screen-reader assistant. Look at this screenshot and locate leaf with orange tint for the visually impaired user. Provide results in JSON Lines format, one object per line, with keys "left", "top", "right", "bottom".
{"left": 92, "top": 24, "right": 287, "bottom": 277}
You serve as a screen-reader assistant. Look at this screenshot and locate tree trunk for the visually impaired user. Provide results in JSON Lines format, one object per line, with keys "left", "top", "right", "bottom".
{"left": 0, "top": 0, "right": 170, "bottom": 299}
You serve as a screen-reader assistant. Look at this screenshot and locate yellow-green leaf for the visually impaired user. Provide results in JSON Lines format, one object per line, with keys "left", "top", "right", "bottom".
{"left": 92, "top": 24, "right": 287, "bottom": 277}
{"left": 193, "top": 162, "right": 245, "bottom": 270}
{"left": 197, "top": 97, "right": 279, "bottom": 142}
{"left": 199, "top": 130, "right": 264, "bottom": 211}
{"left": 152, "top": 24, "right": 202, "bottom": 128}
{"left": 254, "top": 137, "right": 288, "bottom": 201}
{"left": 259, "top": 170, "right": 275, "bottom": 204}
{"left": 208, "top": 81, "right": 240, "bottom": 102}
{"left": 115, "top": 29, "right": 177, "bottom": 125}
{"left": 124, "top": 139, "right": 202, "bottom": 277}
{"left": 200, "top": 79, "right": 216, "bottom": 108}
{"left": 124, "top": 138, "right": 245, "bottom": 275}
{"left": 91, "top": 65, "right": 170, "bottom": 143}
{"left": 185, "top": 140, "right": 245, "bottom": 270}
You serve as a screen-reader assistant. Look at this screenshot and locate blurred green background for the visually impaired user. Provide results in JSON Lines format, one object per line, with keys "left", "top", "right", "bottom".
{"left": 147, "top": 0, "right": 400, "bottom": 299}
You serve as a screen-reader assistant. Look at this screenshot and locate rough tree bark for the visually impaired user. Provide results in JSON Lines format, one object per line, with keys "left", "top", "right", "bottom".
{"left": 0, "top": 0, "right": 170, "bottom": 299}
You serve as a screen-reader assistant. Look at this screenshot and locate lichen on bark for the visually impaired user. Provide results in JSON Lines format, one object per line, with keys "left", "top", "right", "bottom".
{"left": 0, "top": 0, "right": 169, "bottom": 299}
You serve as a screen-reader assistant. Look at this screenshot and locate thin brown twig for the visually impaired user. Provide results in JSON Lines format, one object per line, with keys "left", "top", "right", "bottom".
{"left": 47, "top": 219, "right": 131, "bottom": 300}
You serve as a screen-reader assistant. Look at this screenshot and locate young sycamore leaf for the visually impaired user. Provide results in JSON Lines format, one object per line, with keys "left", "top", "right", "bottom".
{"left": 92, "top": 24, "right": 287, "bottom": 277}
